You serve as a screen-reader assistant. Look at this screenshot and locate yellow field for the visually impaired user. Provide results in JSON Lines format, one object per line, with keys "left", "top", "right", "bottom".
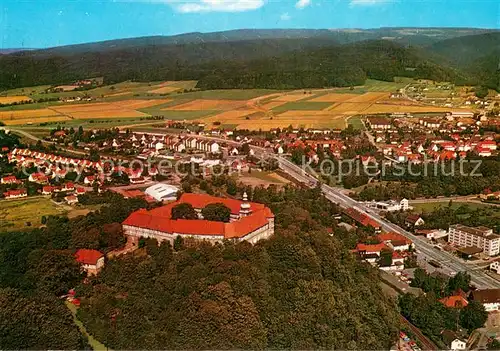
{"left": 277, "top": 110, "right": 333, "bottom": 117}
{"left": 0, "top": 108, "right": 63, "bottom": 119}
{"left": 205, "top": 110, "right": 256, "bottom": 122}
{"left": 363, "top": 104, "right": 456, "bottom": 114}
{"left": 309, "top": 93, "right": 359, "bottom": 103}
{"left": 164, "top": 99, "right": 246, "bottom": 111}
{"left": 327, "top": 102, "right": 372, "bottom": 114}
{"left": 273, "top": 94, "right": 310, "bottom": 102}
{"left": 2, "top": 116, "right": 71, "bottom": 125}
{"left": 260, "top": 101, "right": 288, "bottom": 109}
{"left": 148, "top": 86, "right": 180, "bottom": 94}
{"left": 51, "top": 102, "right": 150, "bottom": 119}
{"left": 105, "top": 91, "right": 132, "bottom": 98}
{"left": 0, "top": 96, "right": 32, "bottom": 104}
{"left": 345, "top": 92, "right": 388, "bottom": 103}
{"left": 111, "top": 99, "right": 171, "bottom": 109}
{"left": 69, "top": 111, "right": 148, "bottom": 119}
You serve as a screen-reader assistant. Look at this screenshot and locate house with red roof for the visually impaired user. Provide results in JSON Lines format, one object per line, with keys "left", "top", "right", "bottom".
{"left": 439, "top": 295, "right": 469, "bottom": 309}
{"left": 122, "top": 193, "right": 275, "bottom": 246}
{"left": 75, "top": 249, "right": 105, "bottom": 275}
{"left": 28, "top": 172, "right": 48, "bottom": 184}
{"left": 0, "top": 175, "right": 19, "bottom": 184}
{"left": 377, "top": 232, "right": 413, "bottom": 251}
{"left": 3, "top": 189, "right": 27, "bottom": 199}
{"left": 343, "top": 207, "right": 381, "bottom": 233}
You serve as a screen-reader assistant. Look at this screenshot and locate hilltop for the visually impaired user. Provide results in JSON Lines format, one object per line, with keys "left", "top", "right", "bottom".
{"left": 0, "top": 27, "right": 498, "bottom": 91}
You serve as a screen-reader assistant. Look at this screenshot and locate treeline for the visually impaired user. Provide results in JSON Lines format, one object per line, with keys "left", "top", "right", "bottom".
{"left": 357, "top": 159, "right": 500, "bottom": 200}
{"left": 75, "top": 185, "right": 400, "bottom": 350}
{"left": 0, "top": 38, "right": 467, "bottom": 90}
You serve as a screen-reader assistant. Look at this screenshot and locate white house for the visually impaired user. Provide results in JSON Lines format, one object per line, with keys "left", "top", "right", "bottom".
{"left": 441, "top": 330, "right": 467, "bottom": 351}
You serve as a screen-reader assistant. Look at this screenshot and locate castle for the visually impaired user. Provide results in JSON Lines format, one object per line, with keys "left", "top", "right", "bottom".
{"left": 122, "top": 193, "right": 275, "bottom": 245}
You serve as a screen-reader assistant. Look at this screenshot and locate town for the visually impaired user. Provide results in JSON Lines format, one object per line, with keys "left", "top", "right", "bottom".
{"left": 0, "top": 10, "right": 500, "bottom": 351}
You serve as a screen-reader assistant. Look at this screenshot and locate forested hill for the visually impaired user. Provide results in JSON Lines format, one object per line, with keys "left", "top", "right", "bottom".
{"left": 426, "top": 32, "right": 500, "bottom": 90}
{"left": 0, "top": 37, "right": 467, "bottom": 90}
{"left": 196, "top": 40, "right": 466, "bottom": 89}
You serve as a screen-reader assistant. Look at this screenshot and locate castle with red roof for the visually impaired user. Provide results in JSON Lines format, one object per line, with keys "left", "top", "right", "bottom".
{"left": 122, "top": 193, "right": 275, "bottom": 245}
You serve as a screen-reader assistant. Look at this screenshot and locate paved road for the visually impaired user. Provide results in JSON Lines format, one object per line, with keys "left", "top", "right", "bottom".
{"left": 276, "top": 156, "right": 500, "bottom": 289}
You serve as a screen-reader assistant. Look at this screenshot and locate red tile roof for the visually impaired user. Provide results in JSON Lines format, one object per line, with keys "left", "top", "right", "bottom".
{"left": 356, "top": 243, "right": 388, "bottom": 253}
{"left": 344, "top": 207, "right": 381, "bottom": 229}
{"left": 75, "top": 249, "right": 103, "bottom": 265}
{"left": 378, "top": 232, "right": 412, "bottom": 245}
{"left": 439, "top": 295, "right": 469, "bottom": 308}
{"left": 122, "top": 194, "right": 274, "bottom": 239}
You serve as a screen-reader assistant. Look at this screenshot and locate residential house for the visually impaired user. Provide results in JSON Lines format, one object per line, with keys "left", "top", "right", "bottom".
{"left": 29, "top": 172, "right": 48, "bottom": 184}
{"left": 441, "top": 330, "right": 467, "bottom": 351}
{"left": 75, "top": 249, "right": 105, "bottom": 275}
{"left": 3, "top": 189, "right": 27, "bottom": 199}
{"left": 65, "top": 195, "right": 79, "bottom": 205}
{"left": 471, "top": 289, "right": 500, "bottom": 312}
{"left": 0, "top": 175, "right": 19, "bottom": 184}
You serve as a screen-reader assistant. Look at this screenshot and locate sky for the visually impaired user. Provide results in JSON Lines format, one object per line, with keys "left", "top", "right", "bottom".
{"left": 1, "top": 0, "right": 498, "bottom": 48}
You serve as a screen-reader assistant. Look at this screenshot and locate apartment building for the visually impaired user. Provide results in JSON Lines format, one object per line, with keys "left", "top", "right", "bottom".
{"left": 448, "top": 224, "right": 500, "bottom": 256}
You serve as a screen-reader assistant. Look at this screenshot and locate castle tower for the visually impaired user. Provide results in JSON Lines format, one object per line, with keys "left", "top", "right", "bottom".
{"left": 239, "top": 192, "right": 252, "bottom": 218}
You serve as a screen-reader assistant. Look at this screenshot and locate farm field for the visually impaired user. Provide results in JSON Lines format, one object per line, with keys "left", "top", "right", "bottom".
{"left": 272, "top": 101, "right": 332, "bottom": 113}
{"left": 164, "top": 99, "right": 247, "bottom": 111}
{"left": 1, "top": 78, "right": 466, "bottom": 130}
{"left": 0, "top": 197, "right": 67, "bottom": 231}
{"left": 309, "top": 93, "right": 360, "bottom": 103}
{"left": 0, "top": 95, "right": 32, "bottom": 104}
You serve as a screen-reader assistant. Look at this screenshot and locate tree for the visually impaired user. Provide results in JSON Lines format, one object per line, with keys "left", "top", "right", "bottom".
{"left": 173, "top": 235, "right": 184, "bottom": 251}
{"left": 460, "top": 300, "right": 488, "bottom": 331}
{"left": 171, "top": 203, "right": 198, "bottom": 220}
{"left": 201, "top": 203, "right": 232, "bottom": 222}
{"left": 447, "top": 272, "right": 471, "bottom": 294}
{"left": 0, "top": 288, "right": 85, "bottom": 349}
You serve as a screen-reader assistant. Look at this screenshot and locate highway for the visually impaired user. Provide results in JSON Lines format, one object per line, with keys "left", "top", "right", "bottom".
{"left": 276, "top": 156, "right": 500, "bottom": 289}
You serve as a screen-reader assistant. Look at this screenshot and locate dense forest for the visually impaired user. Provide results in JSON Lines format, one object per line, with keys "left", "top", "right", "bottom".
{"left": 2, "top": 28, "right": 497, "bottom": 90}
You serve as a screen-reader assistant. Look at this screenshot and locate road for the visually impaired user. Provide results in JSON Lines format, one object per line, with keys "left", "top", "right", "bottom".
{"left": 276, "top": 156, "right": 500, "bottom": 289}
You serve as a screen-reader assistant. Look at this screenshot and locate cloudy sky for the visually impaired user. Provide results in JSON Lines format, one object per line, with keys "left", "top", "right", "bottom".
{"left": 1, "top": 0, "right": 498, "bottom": 48}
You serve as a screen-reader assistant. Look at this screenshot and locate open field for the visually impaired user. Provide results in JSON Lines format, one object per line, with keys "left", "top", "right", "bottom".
{"left": 52, "top": 102, "right": 150, "bottom": 119}
{"left": 272, "top": 101, "right": 333, "bottom": 113}
{"left": 2, "top": 116, "right": 72, "bottom": 125}
{"left": 309, "top": 93, "right": 360, "bottom": 103}
{"left": 343, "top": 92, "right": 388, "bottom": 103}
{"left": 273, "top": 93, "right": 310, "bottom": 102}
{"left": 0, "top": 197, "right": 67, "bottom": 231}
{"left": 363, "top": 104, "right": 462, "bottom": 114}
{"left": 327, "top": 102, "right": 372, "bottom": 114}
{"left": 164, "top": 99, "right": 247, "bottom": 111}
{"left": 412, "top": 201, "right": 495, "bottom": 213}
{"left": 148, "top": 86, "right": 179, "bottom": 94}
{"left": 0, "top": 95, "right": 32, "bottom": 104}
{"left": 204, "top": 110, "right": 256, "bottom": 122}
{"left": 111, "top": 99, "right": 172, "bottom": 109}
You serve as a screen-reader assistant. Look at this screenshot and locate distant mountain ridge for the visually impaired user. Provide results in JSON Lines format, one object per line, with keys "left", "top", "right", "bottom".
{"left": 0, "top": 27, "right": 498, "bottom": 90}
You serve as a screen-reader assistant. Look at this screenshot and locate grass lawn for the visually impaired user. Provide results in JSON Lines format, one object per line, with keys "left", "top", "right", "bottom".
{"left": 412, "top": 201, "right": 494, "bottom": 213}
{"left": 169, "top": 89, "right": 278, "bottom": 100}
{"left": 272, "top": 101, "right": 332, "bottom": 113}
{"left": 347, "top": 115, "right": 364, "bottom": 130}
{"left": 363, "top": 79, "right": 407, "bottom": 92}
{"left": 0, "top": 197, "right": 67, "bottom": 231}
{"left": 66, "top": 301, "right": 107, "bottom": 351}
